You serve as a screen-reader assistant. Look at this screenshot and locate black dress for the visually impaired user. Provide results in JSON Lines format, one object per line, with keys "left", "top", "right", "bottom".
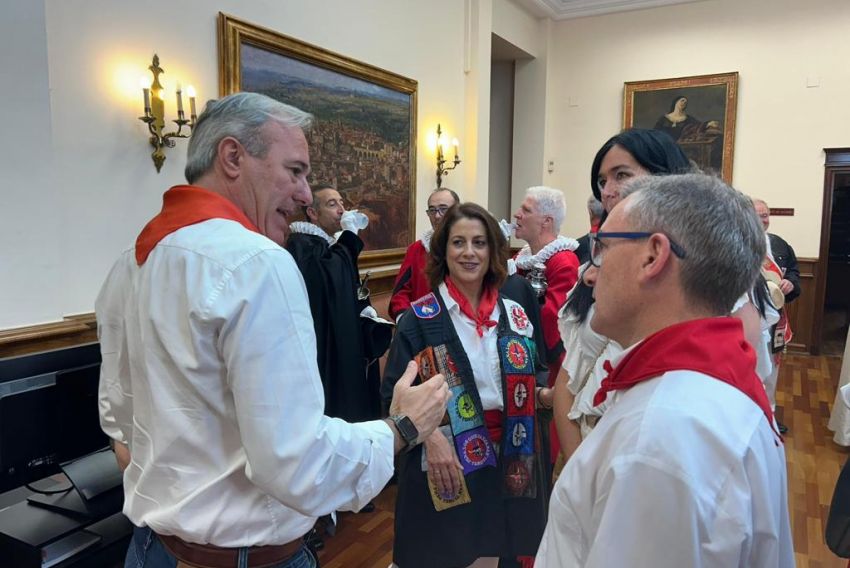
{"left": 381, "top": 289, "right": 549, "bottom": 568}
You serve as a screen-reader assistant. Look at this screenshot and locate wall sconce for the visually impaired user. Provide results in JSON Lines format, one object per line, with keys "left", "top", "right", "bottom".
{"left": 138, "top": 54, "right": 197, "bottom": 172}
{"left": 435, "top": 124, "right": 461, "bottom": 188}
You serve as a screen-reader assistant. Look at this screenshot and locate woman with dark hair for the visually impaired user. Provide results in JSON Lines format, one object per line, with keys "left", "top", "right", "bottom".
{"left": 553, "top": 129, "right": 691, "bottom": 457}
{"left": 382, "top": 202, "right": 551, "bottom": 568}
{"left": 589, "top": 127, "right": 693, "bottom": 209}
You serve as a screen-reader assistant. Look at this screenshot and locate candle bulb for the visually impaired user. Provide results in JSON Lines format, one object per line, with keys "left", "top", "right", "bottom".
{"left": 176, "top": 83, "right": 184, "bottom": 114}
{"left": 140, "top": 77, "right": 151, "bottom": 114}
{"left": 452, "top": 138, "right": 459, "bottom": 159}
{"left": 186, "top": 86, "right": 197, "bottom": 120}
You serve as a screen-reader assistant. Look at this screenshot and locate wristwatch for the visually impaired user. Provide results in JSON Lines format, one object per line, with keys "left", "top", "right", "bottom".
{"left": 389, "top": 415, "right": 419, "bottom": 450}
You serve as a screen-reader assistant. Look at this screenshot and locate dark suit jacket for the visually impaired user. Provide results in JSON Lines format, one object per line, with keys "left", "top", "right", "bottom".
{"left": 768, "top": 233, "right": 801, "bottom": 303}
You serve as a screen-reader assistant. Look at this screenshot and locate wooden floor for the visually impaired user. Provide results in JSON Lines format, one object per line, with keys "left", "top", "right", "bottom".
{"left": 778, "top": 354, "right": 849, "bottom": 567}
{"left": 318, "top": 353, "right": 850, "bottom": 567}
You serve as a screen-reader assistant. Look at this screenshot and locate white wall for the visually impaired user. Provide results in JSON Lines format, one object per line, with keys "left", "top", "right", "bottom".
{"left": 0, "top": 0, "right": 472, "bottom": 330}
{"left": 544, "top": 0, "right": 850, "bottom": 256}
{"left": 492, "top": 0, "right": 550, "bottom": 245}
{"left": 6, "top": 0, "right": 843, "bottom": 330}
{"left": 1, "top": 0, "right": 60, "bottom": 327}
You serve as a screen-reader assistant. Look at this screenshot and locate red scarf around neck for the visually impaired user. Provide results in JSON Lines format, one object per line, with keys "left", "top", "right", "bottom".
{"left": 135, "top": 185, "right": 259, "bottom": 265}
{"left": 593, "top": 317, "right": 782, "bottom": 441}
{"left": 444, "top": 276, "right": 498, "bottom": 337}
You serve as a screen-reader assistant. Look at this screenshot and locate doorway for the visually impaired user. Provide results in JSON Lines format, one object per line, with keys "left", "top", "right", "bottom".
{"left": 813, "top": 149, "right": 850, "bottom": 356}
{"left": 488, "top": 34, "right": 532, "bottom": 223}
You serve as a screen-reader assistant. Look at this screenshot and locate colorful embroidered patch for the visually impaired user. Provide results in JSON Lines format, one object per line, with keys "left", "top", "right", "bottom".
{"left": 447, "top": 385, "right": 484, "bottom": 434}
{"left": 509, "top": 304, "right": 529, "bottom": 332}
{"left": 415, "top": 346, "right": 437, "bottom": 383}
{"left": 503, "top": 416, "right": 534, "bottom": 456}
{"left": 506, "top": 374, "right": 535, "bottom": 416}
{"left": 412, "top": 292, "right": 441, "bottom": 319}
{"left": 428, "top": 471, "right": 472, "bottom": 511}
{"left": 454, "top": 427, "right": 497, "bottom": 475}
{"left": 499, "top": 337, "right": 533, "bottom": 374}
{"left": 433, "top": 344, "right": 462, "bottom": 387}
{"left": 504, "top": 456, "right": 536, "bottom": 498}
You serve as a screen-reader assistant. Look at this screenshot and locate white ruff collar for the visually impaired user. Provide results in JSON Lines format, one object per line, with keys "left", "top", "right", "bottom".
{"left": 515, "top": 235, "right": 579, "bottom": 271}
{"left": 420, "top": 229, "right": 434, "bottom": 252}
{"left": 289, "top": 221, "right": 334, "bottom": 245}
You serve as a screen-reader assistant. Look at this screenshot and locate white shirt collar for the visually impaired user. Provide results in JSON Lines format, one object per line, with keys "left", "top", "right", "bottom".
{"left": 438, "top": 282, "right": 458, "bottom": 312}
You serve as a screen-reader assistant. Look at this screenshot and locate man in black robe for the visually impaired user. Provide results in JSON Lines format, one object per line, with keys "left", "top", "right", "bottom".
{"left": 286, "top": 184, "right": 386, "bottom": 424}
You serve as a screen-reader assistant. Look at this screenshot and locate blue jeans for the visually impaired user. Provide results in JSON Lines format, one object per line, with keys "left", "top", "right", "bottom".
{"left": 125, "top": 526, "right": 318, "bottom": 568}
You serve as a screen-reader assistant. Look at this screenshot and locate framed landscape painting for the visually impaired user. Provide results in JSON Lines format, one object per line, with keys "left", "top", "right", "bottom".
{"left": 623, "top": 72, "right": 738, "bottom": 182}
{"left": 218, "top": 13, "right": 418, "bottom": 267}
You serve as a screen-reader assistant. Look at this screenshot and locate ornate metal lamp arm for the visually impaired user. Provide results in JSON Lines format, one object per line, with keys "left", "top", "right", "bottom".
{"left": 137, "top": 54, "right": 196, "bottom": 172}
{"left": 435, "top": 123, "right": 461, "bottom": 188}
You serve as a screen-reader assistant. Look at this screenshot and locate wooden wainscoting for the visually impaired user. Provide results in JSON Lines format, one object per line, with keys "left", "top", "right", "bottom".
{"left": 0, "top": 314, "right": 98, "bottom": 359}
{"left": 786, "top": 257, "right": 818, "bottom": 354}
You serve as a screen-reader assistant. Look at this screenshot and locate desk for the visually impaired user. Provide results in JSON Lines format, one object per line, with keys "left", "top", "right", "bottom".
{"left": 0, "top": 474, "right": 131, "bottom": 567}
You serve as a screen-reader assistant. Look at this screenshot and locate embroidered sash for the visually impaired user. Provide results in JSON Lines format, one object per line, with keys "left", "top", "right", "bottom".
{"left": 408, "top": 292, "right": 542, "bottom": 509}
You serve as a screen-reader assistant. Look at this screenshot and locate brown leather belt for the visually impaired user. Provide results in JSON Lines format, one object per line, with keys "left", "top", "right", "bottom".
{"left": 157, "top": 533, "right": 304, "bottom": 568}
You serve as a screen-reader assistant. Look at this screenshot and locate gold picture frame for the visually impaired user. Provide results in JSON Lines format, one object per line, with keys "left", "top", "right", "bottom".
{"left": 623, "top": 72, "right": 738, "bottom": 182}
{"left": 218, "top": 13, "right": 418, "bottom": 268}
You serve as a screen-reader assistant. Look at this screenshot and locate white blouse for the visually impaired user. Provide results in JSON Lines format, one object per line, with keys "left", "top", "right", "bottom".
{"left": 438, "top": 283, "right": 534, "bottom": 411}
{"left": 558, "top": 302, "right": 623, "bottom": 437}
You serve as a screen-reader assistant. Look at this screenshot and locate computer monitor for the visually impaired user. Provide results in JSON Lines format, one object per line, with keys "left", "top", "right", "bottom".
{"left": 0, "top": 343, "right": 106, "bottom": 493}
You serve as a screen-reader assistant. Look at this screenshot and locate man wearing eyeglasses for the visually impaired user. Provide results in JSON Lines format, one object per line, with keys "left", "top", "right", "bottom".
{"left": 536, "top": 174, "right": 793, "bottom": 567}
{"left": 389, "top": 188, "right": 460, "bottom": 321}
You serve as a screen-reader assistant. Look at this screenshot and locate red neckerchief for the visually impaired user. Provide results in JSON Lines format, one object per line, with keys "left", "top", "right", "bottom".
{"left": 444, "top": 276, "right": 498, "bottom": 337}
{"left": 593, "top": 317, "right": 782, "bottom": 441}
{"left": 135, "top": 185, "right": 259, "bottom": 265}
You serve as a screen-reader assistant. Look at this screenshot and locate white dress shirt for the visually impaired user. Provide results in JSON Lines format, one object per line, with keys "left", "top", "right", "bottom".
{"left": 536, "top": 357, "right": 794, "bottom": 567}
{"left": 437, "top": 284, "right": 534, "bottom": 411}
{"left": 97, "top": 219, "right": 394, "bottom": 547}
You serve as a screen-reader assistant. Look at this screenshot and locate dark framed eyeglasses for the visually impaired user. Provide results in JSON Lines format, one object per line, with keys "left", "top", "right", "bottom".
{"left": 590, "top": 231, "right": 687, "bottom": 267}
{"left": 426, "top": 206, "right": 451, "bottom": 217}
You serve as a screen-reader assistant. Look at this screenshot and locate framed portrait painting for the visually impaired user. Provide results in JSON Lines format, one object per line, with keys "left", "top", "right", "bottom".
{"left": 623, "top": 72, "right": 738, "bottom": 182}
{"left": 218, "top": 13, "right": 418, "bottom": 267}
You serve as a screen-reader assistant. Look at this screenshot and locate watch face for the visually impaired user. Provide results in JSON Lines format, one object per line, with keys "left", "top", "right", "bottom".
{"left": 396, "top": 416, "right": 419, "bottom": 443}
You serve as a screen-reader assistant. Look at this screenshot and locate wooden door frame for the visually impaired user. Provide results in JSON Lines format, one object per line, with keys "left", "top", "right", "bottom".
{"left": 812, "top": 148, "right": 850, "bottom": 355}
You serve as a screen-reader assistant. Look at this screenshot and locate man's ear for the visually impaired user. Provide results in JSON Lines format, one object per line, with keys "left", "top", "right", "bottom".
{"left": 639, "top": 233, "right": 674, "bottom": 281}
{"left": 306, "top": 206, "right": 318, "bottom": 223}
{"left": 217, "top": 137, "right": 243, "bottom": 179}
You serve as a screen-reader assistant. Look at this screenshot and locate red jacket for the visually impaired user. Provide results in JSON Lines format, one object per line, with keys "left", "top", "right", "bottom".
{"left": 389, "top": 239, "right": 431, "bottom": 320}
{"left": 516, "top": 248, "right": 579, "bottom": 359}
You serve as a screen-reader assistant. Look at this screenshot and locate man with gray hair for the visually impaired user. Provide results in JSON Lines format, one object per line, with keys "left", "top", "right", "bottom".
{"left": 512, "top": 186, "right": 579, "bottom": 408}
{"left": 536, "top": 174, "right": 793, "bottom": 567}
{"left": 96, "top": 92, "right": 449, "bottom": 568}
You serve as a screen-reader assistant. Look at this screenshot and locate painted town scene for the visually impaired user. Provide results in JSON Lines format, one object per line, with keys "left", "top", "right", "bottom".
{"left": 241, "top": 43, "right": 414, "bottom": 253}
